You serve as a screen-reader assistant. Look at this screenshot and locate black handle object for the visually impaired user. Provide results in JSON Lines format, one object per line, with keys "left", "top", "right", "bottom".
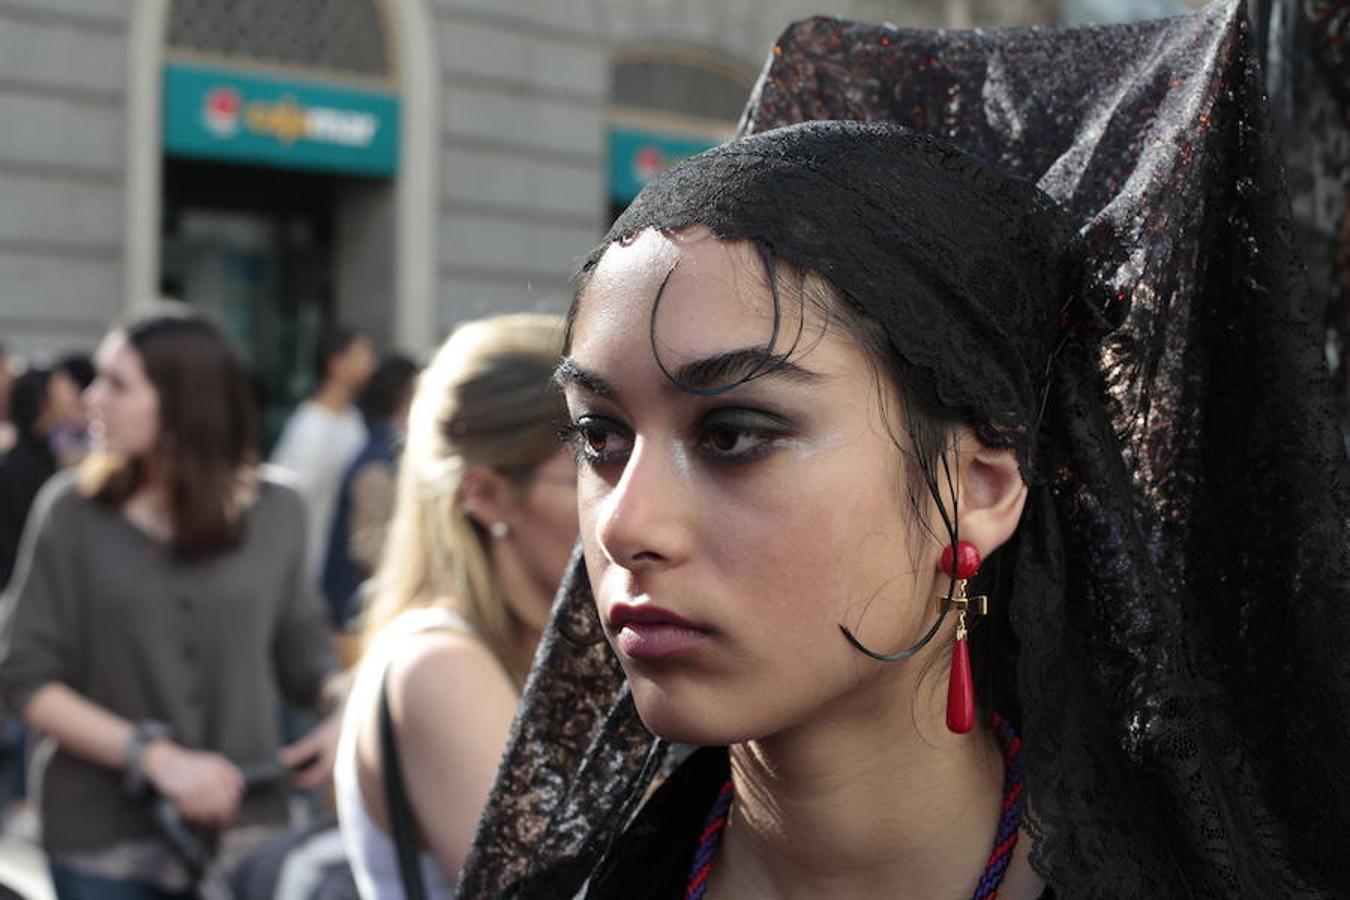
{"left": 151, "top": 755, "right": 291, "bottom": 881}
{"left": 239, "top": 757, "right": 299, "bottom": 786}
{"left": 380, "top": 671, "right": 428, "bottom": 900}
{"left": 152, "top": 796, "right": 213, "bottom": 878}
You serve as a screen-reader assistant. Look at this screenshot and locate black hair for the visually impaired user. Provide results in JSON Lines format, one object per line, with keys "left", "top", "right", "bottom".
{"left": 358, "top": 355, "right": 418, "bottom": 425}
{"left": 56, "top": 353, "right": 95, "bottom": 391}
{"left": 313, "top": 325, "right": 362, "bottom": 385}
{"left": 9, "top": 366, "right": 53, "bottom": 444}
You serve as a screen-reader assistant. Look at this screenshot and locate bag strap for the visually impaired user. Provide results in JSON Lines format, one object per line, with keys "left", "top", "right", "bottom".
{"left": 380, "top": 669, "right": 428, "bottom": 900}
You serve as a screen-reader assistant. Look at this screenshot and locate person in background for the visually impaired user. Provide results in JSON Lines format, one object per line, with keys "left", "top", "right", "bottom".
{"left": 54, "top": 355, "right": 94, "bottom": 392}
{"left": 48, "top": 354, "right": 94, "bottom": 468}
{"left": 322, "top": 355, "right": 419, "bottom": 629}
{"left": 0, "top": 310, "right": 342, "bottom": 900}
{"left": 271, "top": 327, "right": 376, "bottom": 582}
{"left": 0, "top": 342, "right": 15, "bottom": 455}
{"left": 0, "top": 362, "right": 83, "bottom": 827}
{"left": 0, "top": 364, "right": 82, "bottom": 588}
{"left": 335, "top": 314, "right": 576, "bottom": 898}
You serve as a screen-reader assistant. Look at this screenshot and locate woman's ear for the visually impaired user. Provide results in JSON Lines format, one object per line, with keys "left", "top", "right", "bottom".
{"left": 951, "top": 429, "right": 1027, "bottom": 556}
{"left": 457, "top": 464, "right": 514, "bottom": 532}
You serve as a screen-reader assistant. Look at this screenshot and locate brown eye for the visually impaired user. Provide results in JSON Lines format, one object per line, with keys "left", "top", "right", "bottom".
{"left": 565, "top": 417, "right": 633, "bottom": 468}
{"left": 695, "top": 409, "right": 789, "bottom": 463}
{"left": 708, "top": 428, "right": 738, "bottom": 452}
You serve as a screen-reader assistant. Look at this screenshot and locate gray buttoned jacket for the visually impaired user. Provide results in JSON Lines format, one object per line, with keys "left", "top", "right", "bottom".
{"left": 0, "top": 470, "right": 336, "bottom": 855}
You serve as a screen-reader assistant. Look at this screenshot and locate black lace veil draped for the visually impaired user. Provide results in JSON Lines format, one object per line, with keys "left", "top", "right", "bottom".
{"left": 457, "top": 2, "right": 1350, "bottom": 897}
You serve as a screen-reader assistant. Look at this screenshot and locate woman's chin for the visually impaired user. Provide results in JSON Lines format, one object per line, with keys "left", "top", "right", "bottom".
{"left": 638, "top": 712, "right": 724, "bottom": 746}
{"left": 631, "top": 684, "right": 750, "bottom": 747}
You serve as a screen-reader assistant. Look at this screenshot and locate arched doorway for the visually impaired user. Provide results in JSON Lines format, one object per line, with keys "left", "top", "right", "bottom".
{"left": 123, "top": 0, "right": 439, "bottom": 442}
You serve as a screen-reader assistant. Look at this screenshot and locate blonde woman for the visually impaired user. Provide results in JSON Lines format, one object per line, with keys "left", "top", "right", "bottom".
{"left": 334, "top": 314, "right": 576, "bottom": 899}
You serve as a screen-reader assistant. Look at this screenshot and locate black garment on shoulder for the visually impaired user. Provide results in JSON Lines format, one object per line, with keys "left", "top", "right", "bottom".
{"left": 582, "top": 748, "right": 725, "bottom": 900}
{"left": 0, "top": 438, "right": 56, "bottom": 589}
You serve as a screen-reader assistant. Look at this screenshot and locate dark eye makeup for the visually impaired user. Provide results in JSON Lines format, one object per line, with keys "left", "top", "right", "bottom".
{"left": 559, "top": 406, "right": 795, "bottom": 470}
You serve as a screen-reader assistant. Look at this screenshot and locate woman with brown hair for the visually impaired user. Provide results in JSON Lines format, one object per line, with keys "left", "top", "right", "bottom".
{"left": 0, "top": 310, "right": 342, "bottom": 900}
{"left": 334, "top": 313, "right": 576, "bottom": 899}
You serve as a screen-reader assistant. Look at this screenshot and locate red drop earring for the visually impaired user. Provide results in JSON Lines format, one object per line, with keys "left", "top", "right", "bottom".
{"left": 939, "top": 541, "right": 987, "bottom": 734}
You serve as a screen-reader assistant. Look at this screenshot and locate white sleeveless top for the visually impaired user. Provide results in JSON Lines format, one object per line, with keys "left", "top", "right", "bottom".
{"left": 335, "top": 607, "right": 470, "bottom": 900}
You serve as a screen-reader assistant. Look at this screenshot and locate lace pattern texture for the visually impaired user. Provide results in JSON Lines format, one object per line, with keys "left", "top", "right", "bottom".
{"left": 457, "top": 4, "right": 1350, "bottom": 897}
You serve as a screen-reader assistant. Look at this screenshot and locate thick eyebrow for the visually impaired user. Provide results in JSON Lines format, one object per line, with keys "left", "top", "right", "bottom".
{"left": 554, "top": 358, "right": 614, "bottom": 397}
{"left": 671, "top": 347, "right": 821, "bottom": 392}
{"left": 554, "top": 346, "right": 822, "bottom": 399}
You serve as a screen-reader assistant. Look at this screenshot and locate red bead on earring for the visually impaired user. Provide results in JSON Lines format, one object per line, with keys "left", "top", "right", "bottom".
{"left": 940, "top": 540, "right": 981, "bottom": 581}
{"left": 941, "top": 541, "right": 982, "bottom": 734}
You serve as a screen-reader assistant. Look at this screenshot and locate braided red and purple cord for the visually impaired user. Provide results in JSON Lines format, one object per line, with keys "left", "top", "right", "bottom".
{"left": 684, "top": 713, "right": 1025, "bottom": 900}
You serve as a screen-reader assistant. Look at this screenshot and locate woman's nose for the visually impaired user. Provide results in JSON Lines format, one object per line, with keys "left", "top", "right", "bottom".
{"left": 594, "top": 437, "right": 694, "bottom": 572}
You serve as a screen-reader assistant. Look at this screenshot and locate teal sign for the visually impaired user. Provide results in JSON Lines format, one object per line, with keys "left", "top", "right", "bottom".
{"left": 609, "top": 127, "right": 719, "bottom": 204}
{"left": 163, "top": 63, "right": 399, "bottom": 177}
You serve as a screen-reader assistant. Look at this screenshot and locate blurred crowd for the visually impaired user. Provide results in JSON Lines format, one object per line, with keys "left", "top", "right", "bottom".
{"left": 0, "top": 308, "right": 575, "bottom": 899}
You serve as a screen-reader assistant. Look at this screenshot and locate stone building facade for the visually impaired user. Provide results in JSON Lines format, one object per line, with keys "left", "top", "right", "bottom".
{"left": 0, "top": 0, "right": 1192, "bottom": 418}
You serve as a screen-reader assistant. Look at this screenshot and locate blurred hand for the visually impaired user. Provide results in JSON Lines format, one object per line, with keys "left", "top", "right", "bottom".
{"left": 142, "top": 741, "right": 243, "bottom": 830}
{"left": 279, "top": 712, "right": 341, "bottom": 789}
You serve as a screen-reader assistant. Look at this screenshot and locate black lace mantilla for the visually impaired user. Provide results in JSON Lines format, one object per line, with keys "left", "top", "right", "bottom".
{"left": 457, "top": 2, "right": 1350, "bottom": 897}
{"left": 601, "top": 120, "right": 1113, "bottom": 485}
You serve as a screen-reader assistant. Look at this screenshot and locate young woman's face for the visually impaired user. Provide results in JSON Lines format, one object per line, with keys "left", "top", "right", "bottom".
{"left": 86, "top": 333, "right": 160, "bottom": 459}
{"left": 561, "top": 228, "right": 945, "bottom": 746}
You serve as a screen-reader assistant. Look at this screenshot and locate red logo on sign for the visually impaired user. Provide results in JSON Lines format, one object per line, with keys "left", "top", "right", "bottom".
{"left": 635, "top": 145, "right": 665, "bottom": 182}
{"left": 203, "top": 86, "right": 241, "bottom": 138}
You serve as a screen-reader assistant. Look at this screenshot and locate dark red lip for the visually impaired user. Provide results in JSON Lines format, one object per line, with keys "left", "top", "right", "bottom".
{"left": 607, "top": 603, "right": 705, "bottom": 631}
{"left": 608, "top": 603, "right": 713, "bottom": 661}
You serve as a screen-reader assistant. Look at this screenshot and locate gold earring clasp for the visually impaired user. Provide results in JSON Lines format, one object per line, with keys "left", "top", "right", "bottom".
{"left": 936, "top": 578, "right": 988, "bottom": 619}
